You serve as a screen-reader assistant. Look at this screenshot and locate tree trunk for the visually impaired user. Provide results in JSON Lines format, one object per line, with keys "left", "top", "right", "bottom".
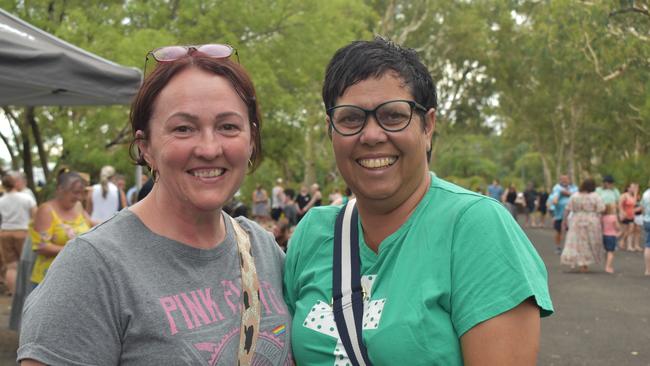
{"left": 303, "top": 118, "right": 316, "bottom": 187}
{"left": 21, "top": 108, "right": 36, "bottom": 194}
{"left": 0, "top": 132, "right": 19, "bottom": 170}
{"left": 540, "top": 153, "right": 553, "bottom": 191}
{"left": 28, "top": 107, "right": 51, "bottom": 184}
{"left": 567, "top": 102, "right": 579, "bottom": 185}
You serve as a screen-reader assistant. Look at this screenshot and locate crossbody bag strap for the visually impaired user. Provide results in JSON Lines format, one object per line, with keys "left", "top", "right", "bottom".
{"left": 229, "top": 217, "right": 261, "bottom": 366}
{"left": 332, "top": 199, "right": 373, "bottom": 366}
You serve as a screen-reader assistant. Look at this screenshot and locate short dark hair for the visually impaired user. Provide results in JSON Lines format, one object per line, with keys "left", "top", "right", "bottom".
{"left": 322, "top": 37, "right": 437, "bottom": 112}
{"left": 129, "top": 55, "right": 262, "bottom": 172}
{"left": 283, "top": 188, "right": 295, "bottom": 200}
{"left": 580, "top": 178, "right": 596, "bottom": 193}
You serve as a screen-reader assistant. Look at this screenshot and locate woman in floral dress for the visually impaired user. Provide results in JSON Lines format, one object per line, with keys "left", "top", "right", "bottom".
{"left": 561, "top": 178, "right": 605, "bottom": 272}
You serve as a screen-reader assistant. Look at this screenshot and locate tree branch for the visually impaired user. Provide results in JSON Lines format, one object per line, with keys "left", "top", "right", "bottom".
{"left": 609, "top": 5, "right": 650, "bottom": 18}
{"left": 104, "top": 122, "right": 131, "bottom": 149}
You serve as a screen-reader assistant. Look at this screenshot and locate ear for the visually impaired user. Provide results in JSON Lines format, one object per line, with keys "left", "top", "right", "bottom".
{"left": 135, "top": 130, "right": 152, "bottom": 167}
{"left": 424, "top": 108, "right": 436, "bottom": 150}
{"left": 325, "top": 115, "right": 333, "bottom": 139}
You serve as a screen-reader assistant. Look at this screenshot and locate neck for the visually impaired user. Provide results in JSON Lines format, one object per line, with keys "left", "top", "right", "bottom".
{"left": 131, "top": 186, "right": 225, "bottom": 249}
{"left": 356, "top": 172, "right": 431, "bottom": 253}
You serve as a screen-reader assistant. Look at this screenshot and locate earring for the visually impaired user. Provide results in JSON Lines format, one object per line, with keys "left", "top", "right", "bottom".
{"left": 152, "top": 168, "right": 159, "bottom": 183}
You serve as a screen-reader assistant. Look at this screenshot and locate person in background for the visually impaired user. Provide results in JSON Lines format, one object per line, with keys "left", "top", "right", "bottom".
{"left": 271, "top": 178, "right": 285, "bottom": 222}
{"left": 251, "top": 183, "right": 270, "bottom": 222}
{"left": 487, "top": 179, "right": 504, "bottom": 201}
{"left": 19, "top": 46, "right": 291, "bottom": 365}
{"left": 126, "top": 174, "right": 148, "bottom": 206}
{"left": 550, "top": 175, "right": 578, "bottom": 254}
{"left": 295, "top": 185, "right": 311, "bottom": 223}
{"left": 537, "top": 189, "right": 549, "bottom": 228}
{"left": 284, "top": 37, "right": 552, "bottom": 365}
{"left": 601, "top": 204, "right": 620, "bottom": 274}
{"left": 87, "top": 165, "right": 121, "bottom": 223}
{"left": 596, "top": 175, "right": 620, "bottom": 207}
{"left": 113, "top": 174, "right": 128, "bottom": 210}
{"left": 640, "top": 182, "right": 650, "bottom": 276}
{"left": 136, "top": 176, "right": 154, "bottom": 202}
{"left": 560, "top": 178, "right": 605, "bottom": 272}
{"left": 618, "top": 183, "right": 640, "bottom": 251}
{"left": 328, "top": 187, "right": 343, "bottom": 205}
{"left": 523, "top": 182, "right": 538, "bottom": 228}
{"left": 282, "top": 188, "right": 298, "bottom": 227}
{"left": 0, "top": 172, "right": 37, "bottom": 296}
{"left": 300, "top": 183, "right": 322, "bottom": 215}
{"left": 272, "top": 218, "right": 291, "bottom": 252}
{"left": 501, "top": 184, "right": 518, "bottom": 219}
{"left": 28, "top": 170, "right": 93, "bottom": 288}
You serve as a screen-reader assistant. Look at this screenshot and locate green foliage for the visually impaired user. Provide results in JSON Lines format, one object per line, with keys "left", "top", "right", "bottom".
{"left": 2, "top": 0, "right": 650, "bottom": 199}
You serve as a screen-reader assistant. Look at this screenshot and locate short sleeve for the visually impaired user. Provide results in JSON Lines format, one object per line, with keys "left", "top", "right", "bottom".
{"left": 283, "top": 219, "right": 304, "bottom": 317}
{"left": 450, "top": 199, "right": 553, "bottom": 337}
{"left": 18, "top": 237, "right": 122, "bottom": 365}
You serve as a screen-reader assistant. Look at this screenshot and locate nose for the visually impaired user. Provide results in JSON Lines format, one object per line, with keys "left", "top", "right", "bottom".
{"left": 359, "top": 114, "right": 387, "bottom": 146}
{"left": 193, "top": 130, "right": 223, "bottom": 159}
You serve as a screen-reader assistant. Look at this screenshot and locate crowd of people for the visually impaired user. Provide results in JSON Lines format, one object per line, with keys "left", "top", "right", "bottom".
{"left": 231, "top": 178, "right": 353, "bottom": 252}
{"left": 486, "top": 175, "right": 650, "bottom": 275}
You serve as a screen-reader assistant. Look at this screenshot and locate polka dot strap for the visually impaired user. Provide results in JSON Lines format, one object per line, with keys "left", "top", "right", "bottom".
{"left": 230, "top": 217, "right": 261, "bottom": 366}
{"left": 332, "top": 199, "right": 373, "bottom": 366}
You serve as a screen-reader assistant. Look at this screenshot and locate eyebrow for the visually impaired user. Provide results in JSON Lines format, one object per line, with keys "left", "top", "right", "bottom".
{"left": 167, "top": 111, "right": 245, "bottom": 123}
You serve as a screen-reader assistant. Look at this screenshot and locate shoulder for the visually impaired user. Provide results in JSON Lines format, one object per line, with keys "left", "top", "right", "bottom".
{"left": 78, "top": 210, "right": 142, "bottom": 252}
{"left": 428, "top": 175, "right": 496, "bottom": 213}
{"left": 286, "top": 205, "right": 340, "bottom": 258}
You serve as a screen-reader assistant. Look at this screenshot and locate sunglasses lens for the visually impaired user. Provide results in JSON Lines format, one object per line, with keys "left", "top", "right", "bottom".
{"left": 151, "top": 46, "right": 189, "bottom": 62}
{"left": 197, "top": 44, "right": 233, "bottom": 58}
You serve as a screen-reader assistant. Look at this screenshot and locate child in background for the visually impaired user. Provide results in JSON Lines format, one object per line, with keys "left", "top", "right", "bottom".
{"left": 601, "top": 203, "right": 620, "bottom": 274}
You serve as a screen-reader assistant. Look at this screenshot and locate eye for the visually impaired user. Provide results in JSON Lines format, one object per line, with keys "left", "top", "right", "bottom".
{"left": 172, "top": 125, "right": 193, "bottom": 133}
{"left": 218, "top": 122, "right": 243, "bottom": 136}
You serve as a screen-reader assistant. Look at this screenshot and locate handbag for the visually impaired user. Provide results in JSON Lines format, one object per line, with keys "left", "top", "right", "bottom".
{"left": 332, "top": 199, "right": 373, "bottom": 366}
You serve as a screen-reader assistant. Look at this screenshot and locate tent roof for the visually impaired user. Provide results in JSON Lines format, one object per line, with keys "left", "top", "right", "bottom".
{"left": 0, "top": 8, "right": 141, "bottom": 106}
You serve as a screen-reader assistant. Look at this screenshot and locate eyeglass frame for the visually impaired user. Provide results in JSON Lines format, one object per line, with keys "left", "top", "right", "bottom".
{"left": 143, "top": 44, "right": 239, "bottom": 75}
{"left": 326, "top": 99, "right": 428, "bottom": 136}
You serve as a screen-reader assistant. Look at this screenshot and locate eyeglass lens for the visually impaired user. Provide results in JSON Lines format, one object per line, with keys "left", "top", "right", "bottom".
{"left": 330, "top": 100, "right": 415, "bottom": 135}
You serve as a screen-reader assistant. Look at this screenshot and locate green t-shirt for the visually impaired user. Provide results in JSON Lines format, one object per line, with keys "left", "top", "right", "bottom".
{"left": 595, "top": 187, "right": 620, "bottom": 206}
{"left": 284, "top": 174, "right": 553, "bottom": 365}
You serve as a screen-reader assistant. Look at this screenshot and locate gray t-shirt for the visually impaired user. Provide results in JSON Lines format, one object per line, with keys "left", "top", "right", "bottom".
{"left": 18, "top": 209, "right": 292, "bottom": 365}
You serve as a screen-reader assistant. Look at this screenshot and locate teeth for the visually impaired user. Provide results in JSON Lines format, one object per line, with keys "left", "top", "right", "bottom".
{"left": 357, "top": 157, "right": 396, "bottom": 169}
{"left": 192, "top": 169, "right": 225, "bottom": 178}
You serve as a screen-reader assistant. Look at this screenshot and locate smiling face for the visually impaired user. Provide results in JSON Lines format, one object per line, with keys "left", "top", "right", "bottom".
{"left": 138, "top": 67, "right": 253, "bottom": 213}
{"left": 329, "top": 72, "right": 435, "bottom": 212}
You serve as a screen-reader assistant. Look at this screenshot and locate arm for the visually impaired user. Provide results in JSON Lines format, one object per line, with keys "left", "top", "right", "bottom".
{"left": 31, "top": 204, "right": 62, "bottom": 257}
{"left": 20, "top": 360, "right": 44, "bottom": 366}
{"left": 85, "top": 189, "right": 93, "bottom": 215}
{"left": 77, "top": 201, "right": 96, "bottom": 228}
{"left": 119, "top": 190, "right": 127, "bottom": 209}
{"left": 302, "top": 191, "right": 322, "bottom": 212}
{"left": 461, "top": 298, "right": 540, "bottom": 366}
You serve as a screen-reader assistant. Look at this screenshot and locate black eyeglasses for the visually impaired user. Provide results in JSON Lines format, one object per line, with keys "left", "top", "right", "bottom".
{"left": 144, "top": 44, "right": 238, "bottom": 75}
{"left": 327, "top": 99, "right": 428, "bottom": 136}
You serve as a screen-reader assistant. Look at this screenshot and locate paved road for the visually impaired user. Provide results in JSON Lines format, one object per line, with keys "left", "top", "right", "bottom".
{"left": 0, "top": 226, "right": 647, "bottom": 365}
{"left": 531, "top": 226, "right": 650, "bottom": 366}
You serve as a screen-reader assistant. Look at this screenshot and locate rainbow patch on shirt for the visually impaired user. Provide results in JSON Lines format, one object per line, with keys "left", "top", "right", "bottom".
{"left": 272, "top": 324, "right": 286, "bottom": 335}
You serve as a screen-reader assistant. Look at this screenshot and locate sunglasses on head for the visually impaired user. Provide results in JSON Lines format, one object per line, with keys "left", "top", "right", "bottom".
{"left": 144, "top": 44, "right": 238, "bottom": 74}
